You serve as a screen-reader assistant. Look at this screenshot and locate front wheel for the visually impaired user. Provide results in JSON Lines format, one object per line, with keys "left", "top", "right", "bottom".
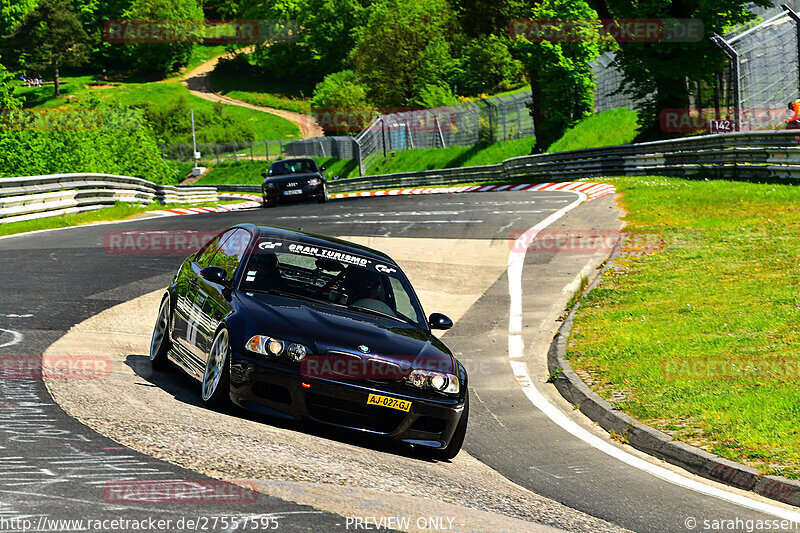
{"left": 202, "top": 327, "right": 231, "bottom": 407}
{"left": 434, "top": 391, "right": 468, "bottom": 461}
{"left": 149, "top": 296, "right": 171, "bottom": 369}
{"left": 317, "top": 186, "right": 329, "bottom": 204}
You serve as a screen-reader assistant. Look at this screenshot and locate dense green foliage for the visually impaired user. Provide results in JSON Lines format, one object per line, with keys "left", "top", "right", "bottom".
{"left": 118, "top": 0, "right": 204, "bottom": 76}
{"left": 0, "top": 0, "right": 38, "bottom": 36}
{"left": 0, "top": 107, "right": 173, "bottom": 182}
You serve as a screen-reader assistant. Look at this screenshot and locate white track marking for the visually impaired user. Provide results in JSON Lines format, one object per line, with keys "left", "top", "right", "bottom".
{"left": 0, "top": 329, "right": 22, "bottom": 348}
{"left": 506, "top": 191, "right": 800, "bottom": 521}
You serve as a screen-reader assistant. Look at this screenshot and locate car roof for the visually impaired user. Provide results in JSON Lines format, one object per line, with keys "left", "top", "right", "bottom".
{"left": 234, "top": 224, "right": 397, "bottom": 265}
{"left": 268, "top": 158, "right": 315, "bottom": 166}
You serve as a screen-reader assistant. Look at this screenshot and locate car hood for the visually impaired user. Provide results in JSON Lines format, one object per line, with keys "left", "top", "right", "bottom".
{"left": 236, "top": 292, "right": 455, "bottom": 373}
{"left": 264, "top": 173, "right": 322, "bottom": 185}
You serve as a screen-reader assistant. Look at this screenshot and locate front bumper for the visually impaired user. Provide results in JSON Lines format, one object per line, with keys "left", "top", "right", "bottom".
{"left": 229, "top": 351, "right": 466, "bottom": 449}
{"left": 263, "top": 185, "right": 324, "bottom": 204}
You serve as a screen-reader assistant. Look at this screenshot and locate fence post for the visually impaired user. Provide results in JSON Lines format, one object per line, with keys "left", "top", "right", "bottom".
{"left": 354, "top": 137, "right": 363, "bottom": 176}
{"left": 781, "top": 4, "right": 800, "bottom": 96}
{"left": 481, "top": 99, "right": 495, "bottom": 144}
{"left": 381, "top": 117, "right": 387, "bottom": 157}
{"left": 250, "top": 141, "right": 254, "bottom": 161}
{"left": 712, "top": 34, "right": 741, "bottom": 131}
{"left": 433, "top": 114, "right": 446, "bottom": 148}
{"left": 279, "top": 139, "right": 283, "bottom": 157}
{"left": 264, "top": 140, "right": 269, "bottom": 160}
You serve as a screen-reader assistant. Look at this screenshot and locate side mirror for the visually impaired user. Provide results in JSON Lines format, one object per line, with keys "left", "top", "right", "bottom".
{"left": 261, "top": 172, "right": 267, "bottom": 178}
{"left": 200, "top": 266, "right": 228, "bottom": 285}
{"left": 320, "top": 165, "right": 327, "bottom": 171}
{"left": 428, "top": 313, "right": 453, "bottom": 330}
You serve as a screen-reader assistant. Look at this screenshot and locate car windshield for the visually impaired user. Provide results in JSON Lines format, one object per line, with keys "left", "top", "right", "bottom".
{"left": 240, "top": 239, "right": 426, "bottom": 329}
{"left": 269, "top": 159, "right": 317, "bottom": 176}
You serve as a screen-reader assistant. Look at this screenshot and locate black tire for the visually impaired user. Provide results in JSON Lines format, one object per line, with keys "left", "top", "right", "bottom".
{"left": 434, "top": 391, "right": 468, "bottom": 461}
{"left": 201, "top": 327, "right": 231, "bottom": 407}
{"left": 261, "top": 196, "right": 276, "bottom": 208}
{"left": 317, "top": 185, "right": 329, "bottom": 204}
{"left": 149, "top": 296, "right": 171, "bottom": 369}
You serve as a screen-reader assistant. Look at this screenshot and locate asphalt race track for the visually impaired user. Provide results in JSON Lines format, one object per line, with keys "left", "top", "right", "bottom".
{"left": 1, "top": 191, "right": 798, "bottom": 532}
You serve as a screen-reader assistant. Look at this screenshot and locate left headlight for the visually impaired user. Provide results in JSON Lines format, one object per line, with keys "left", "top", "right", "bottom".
{"left": 405, "top": 369, "right": 459, "bottom": 395}
{"left": 246, "top": 335, "right": 309, "bottom": 361}
{"left": 307, "top": 178, "right": 321, "bottom": 187}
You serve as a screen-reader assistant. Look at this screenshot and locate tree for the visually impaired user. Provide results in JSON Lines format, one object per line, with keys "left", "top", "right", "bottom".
{"left": 10, "top": 0, "right": 91, "bottom": 97}
{"left": 244, "top": 0, "right": 373, "bottom": 83}
{"left": 454, "top": 34, "right": 524, "bottom": 96}
{"left": 449, "top": 0, "right": 529, "bottom": 37}
{"left": 311, "top": 69, "right": 375, "bottom": 134}
{"left": 120, "top": 0, "right": 204, "bottom": 76}
{"left": 352, "top": 0, "right": 459, "bottom": 107}
{"left": 588, "top": 0, "right": 770, "bottom": 139}
{"left": 513, "top": 0, "right": 599, "bottom": 150}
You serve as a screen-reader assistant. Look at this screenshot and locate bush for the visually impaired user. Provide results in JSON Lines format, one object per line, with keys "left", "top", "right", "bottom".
{"left": 136, "top": 95, "right": 256, "bottom": 144}
{"left": 0, "top": 107, "right": 173, "bottom": 183}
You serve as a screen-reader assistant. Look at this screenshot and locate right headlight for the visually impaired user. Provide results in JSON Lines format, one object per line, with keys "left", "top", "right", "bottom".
{"left": 404, "top": 369, "right": 459, "bottom": 395}
{"left": 246, "top": 335, "right": 309, "bottom": 361}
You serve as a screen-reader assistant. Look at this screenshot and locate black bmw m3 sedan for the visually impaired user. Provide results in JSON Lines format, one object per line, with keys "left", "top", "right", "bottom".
{"left": 150, "top": 224, "right": 469, "bottom": 459}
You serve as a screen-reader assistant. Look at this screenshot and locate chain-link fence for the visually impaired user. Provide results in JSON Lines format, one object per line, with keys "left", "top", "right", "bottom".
{"left": 719, "top": 3, "right": 800, "bottom": 130}
{"left": 352, "top": 92, "right": 534, "bottom": 174}
{"left": 589, "top": 2, "right": 800, "bottom": 131}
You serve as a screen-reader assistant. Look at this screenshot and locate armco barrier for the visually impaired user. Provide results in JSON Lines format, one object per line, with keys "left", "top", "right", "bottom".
{"left": 323, "top": 130, "right": 800, "bottom": 194}
{"left": 0, "top": 173, "right": 218, "bottom": 224}
{"left": 188, "top": 130, "right": 800, "bottom": 196}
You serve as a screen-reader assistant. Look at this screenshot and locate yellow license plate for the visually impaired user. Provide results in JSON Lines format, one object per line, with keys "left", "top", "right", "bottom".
{"left": 367, "top": 394, "right": 411, "bottom": 412}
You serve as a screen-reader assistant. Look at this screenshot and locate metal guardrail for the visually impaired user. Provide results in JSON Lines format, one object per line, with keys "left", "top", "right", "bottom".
{"left": 327, "top": 130, "right": 800, "bottom": 193}
{"left": 0, "top": 173, "right": 218, "bottom": 224}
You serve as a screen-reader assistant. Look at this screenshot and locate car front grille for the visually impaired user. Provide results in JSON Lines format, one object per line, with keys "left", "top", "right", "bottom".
{"left": 305, "top": 392, "right": 405, "bottom": 434}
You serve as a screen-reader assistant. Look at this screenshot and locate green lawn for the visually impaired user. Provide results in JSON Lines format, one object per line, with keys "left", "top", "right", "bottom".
{"left": 365, "top": 138, "right": 536, "bottom": 175}
{"left": 569, "top": 177, "right": 800, "bottom": 479}
{"left": 192, "top": 157, "right": 358, "bottom": 185}
{"left": 15, "top": 77, "right": 301, "bottom": 142}
{"left": 547, "top": 108, "right": 639, "bottom": 153}
{"left": 209, "top": 68, "right": 313, "bottom": 115}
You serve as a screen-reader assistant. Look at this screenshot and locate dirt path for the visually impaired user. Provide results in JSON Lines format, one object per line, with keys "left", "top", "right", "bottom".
{"left": 182, "top": 49, "right": 323, "bottom": 139}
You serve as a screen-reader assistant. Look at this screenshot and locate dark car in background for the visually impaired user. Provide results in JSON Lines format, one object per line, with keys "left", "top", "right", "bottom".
{"left": 261, "top": 158, "right": 328, "bottom": 207}
{"left": 149, "top": 224, "right": 469, "bottom": 460}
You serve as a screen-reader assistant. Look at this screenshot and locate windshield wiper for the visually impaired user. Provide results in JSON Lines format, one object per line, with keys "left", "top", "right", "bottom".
{"left": 347, "top": 304, "right": 415, "bottom": 327}
{"left": 247, "top": 288, "right": 336, "bottom": 306}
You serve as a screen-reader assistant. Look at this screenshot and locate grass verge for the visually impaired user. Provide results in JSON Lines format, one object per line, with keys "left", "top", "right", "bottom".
{"left": 0, "top": 200, "right": 235, "bottom": 237}
{"left": 547, "top": 108, "right": 639, "bottom": 153}
{"left": 568, "top": 176, "right": 800, "bottom": 479}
